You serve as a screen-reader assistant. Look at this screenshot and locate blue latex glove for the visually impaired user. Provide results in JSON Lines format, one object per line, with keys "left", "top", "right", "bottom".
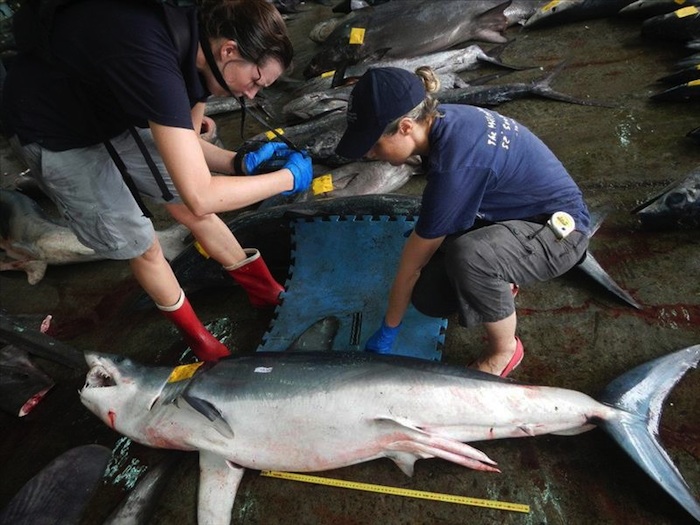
{"left": 244, "top": 142, "right": 291, "bottom": 174}
{"left": 365, "top": 320, "right": 401, "bottom": 354}
{"left": 282, "top": 151, "right": 313, "bottom": 195}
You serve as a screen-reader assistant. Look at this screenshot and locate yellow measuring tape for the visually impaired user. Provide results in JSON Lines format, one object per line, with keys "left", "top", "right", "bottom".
{"left": 260, "top": 471, "right": 530, "bottom": 514}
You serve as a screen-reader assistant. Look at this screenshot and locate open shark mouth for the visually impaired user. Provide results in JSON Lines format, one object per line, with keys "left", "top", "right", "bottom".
{"left": 82, "top": 364, "right": 117, "bottom": 391}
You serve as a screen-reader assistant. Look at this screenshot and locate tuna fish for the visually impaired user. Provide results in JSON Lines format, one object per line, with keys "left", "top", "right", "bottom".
{"left": 79, "top": 344, "right": 700, "bottom": 524}
{"left": 524, "top": 0, "right": 636, "bottom": 28}
{"left": 642, "top": 5, "right": 700, "bottom": 42}
{"left": 303, "top": 0, "right": 512, "bottom": 78}
{"left": 620, "top": 0, "right": 700, "bottom": 18}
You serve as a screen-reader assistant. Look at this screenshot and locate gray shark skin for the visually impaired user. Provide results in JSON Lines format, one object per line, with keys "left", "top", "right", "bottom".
{"left": 257, "top": 159, "right": 423, "bottom": 209}
{"left": 634, "top": 169, "right": 700, "bottom": 230}
{"left": 0, "top": 189, "right": 190, "bottom": 284}
{"left": 303, "top": 0, "right": 512, "bottom": 78}
{"left": 0, "top": 444, "right": 111, "bottom": 525}
{"left": 79, "top": 346, "right": 700, "bottom": 524}
{"left": 0, "top": 189, "right": 103, "bottom": 285}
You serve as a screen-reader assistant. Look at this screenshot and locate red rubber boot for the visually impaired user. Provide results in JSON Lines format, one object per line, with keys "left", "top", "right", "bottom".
{"left": 158, "top": 290, "right": 231, "bottom": 361}
{"left": 225, "top": 248, "right": 284, "bottom": 307}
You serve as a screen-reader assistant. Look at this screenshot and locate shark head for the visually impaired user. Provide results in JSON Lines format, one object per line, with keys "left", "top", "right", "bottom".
{"left": 80, "top": 352, "right": 170, "bottom": 441}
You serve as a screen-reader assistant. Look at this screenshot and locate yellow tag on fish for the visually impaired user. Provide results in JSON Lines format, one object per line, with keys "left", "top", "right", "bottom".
{"left": 321, "top": 70, "right": 336, "bottom": 79}
{"left": 349, "top": 27, "right": 365, "bottom": 45}
{"left": 312, "top": 174, "right": 334, "bottom": 195}
{"left": 194, "top": 241, "right": 210, "bottom": 259}
{"left": 688, "top": 79, "right": 700, "bottom": 86}
{"left": 265, "top": 128, "right": 285, "bottom": 140}
{"left": 676, "top": 5, "right": 699, "bottom": 17}
{"left": 167, "top": 362, "right": 204, "bottom": 383}
{"left": 541, "top": 0, "right": 560, "bottom": 12}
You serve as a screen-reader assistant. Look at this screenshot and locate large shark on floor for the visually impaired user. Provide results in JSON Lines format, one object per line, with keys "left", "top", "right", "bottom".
{"left": 79, "top": 335, "right": 700, "bottom": 525}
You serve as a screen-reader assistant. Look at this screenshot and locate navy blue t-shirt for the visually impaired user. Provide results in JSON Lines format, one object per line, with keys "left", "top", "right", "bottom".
{"left": 1, "top": 0, "right": 207, "bottom": 150}
{"left": 415, "top": 105, "right": 590, "bottom": 238}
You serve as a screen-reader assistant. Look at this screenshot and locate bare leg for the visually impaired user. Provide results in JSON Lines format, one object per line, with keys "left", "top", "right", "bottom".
{"left": 166, "top": 203, "right": 283, "bottom": 307}
{"left": 471, "top": 312, "right": 518, "bottom": 375}
{"left": 129, "top": 235, "right": 182, "bottom": 306}
{"left": 130, "top": 235, "right": 230, "bottom": 360}
{"left": 166, "top": 203, "right": 246, "bottom": 267}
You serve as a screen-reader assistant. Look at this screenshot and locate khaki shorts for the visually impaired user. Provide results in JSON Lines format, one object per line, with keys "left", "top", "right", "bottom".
{"left": 411, "top": 220, "right": 589, "bottom": 327}
{"left": 10, "top": 129, "right": 182, "bottom": 260}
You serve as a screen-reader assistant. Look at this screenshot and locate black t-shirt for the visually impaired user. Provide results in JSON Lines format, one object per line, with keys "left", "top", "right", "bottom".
{"left": 1, "top": 0, "right": 208, "bottom": 150}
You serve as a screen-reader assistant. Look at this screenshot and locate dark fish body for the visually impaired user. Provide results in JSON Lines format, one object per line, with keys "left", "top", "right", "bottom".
{"left": 102, "top": 452, "right": 184, "bottom": 525}
{"left": 0, "top": 343, "right": 55, "bottom": 417}
{"left": 0, "top": 445, "right": 111, "bottom": 525}
{"left": 642, "top": 5, "right": 700, "bottom": 41}
{"left": 303, "top": 0, "right": 511, "bottom": 78}
{"left": 0, "top": 312, "right": 87, "bottom": 370}
{"left": 620, "top": 0, "right": 700, "bottom": 18}
{"left": 651, "top": 79, "right": 700, "bottom": 100}
{"left": 524, "top": 0, "right": 635, "bottom": 28}
{"left": 79, "top": 346, "right": 700, "bottom": 523}
{"left": 240, "top": 111, "right": 349, "bottom": 166}
{"left": 635, "top": 168, "right": 700, "bottom": 229}
{"left": 437, "top": 62, "right": 615, "bottom": 108}
{"left": 657, "top": 64, "right": 700, "bottom": 85}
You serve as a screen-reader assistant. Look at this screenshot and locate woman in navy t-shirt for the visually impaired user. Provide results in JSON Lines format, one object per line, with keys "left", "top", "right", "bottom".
{"left": 336, "top": 67, "right": 590, "bottom": 377}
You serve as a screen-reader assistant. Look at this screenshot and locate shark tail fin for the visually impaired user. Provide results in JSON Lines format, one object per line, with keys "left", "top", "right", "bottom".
{"left": 597, "top": 345, "right": 700, "bottom": 521}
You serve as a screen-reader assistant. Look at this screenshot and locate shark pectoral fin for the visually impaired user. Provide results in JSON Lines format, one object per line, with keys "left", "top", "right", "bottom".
{"left": 182, "top": 395, "right": 234, "bottom": 439}
{"left": 198, "top": 451, "right": 245, "bottom": 525}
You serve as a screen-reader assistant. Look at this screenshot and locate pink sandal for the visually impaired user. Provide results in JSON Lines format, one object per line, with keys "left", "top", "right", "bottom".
{"left": 499, "top": 337, "right": 524, "bottom": 378}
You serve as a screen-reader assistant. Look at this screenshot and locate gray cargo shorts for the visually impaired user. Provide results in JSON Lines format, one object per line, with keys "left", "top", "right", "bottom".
{"left": 10, "top": 129, "right": 183, "bottom": 260}
{"left": 411, "top": 220, "right": 589, "bottom": 327}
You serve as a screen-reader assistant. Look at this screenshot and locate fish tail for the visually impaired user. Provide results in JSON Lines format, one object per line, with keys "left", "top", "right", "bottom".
{"left": 531, "top": 61, "right": 616, "bottom": 108}
{"left": 597, "top": 345, "right": 700, "bottom": 521}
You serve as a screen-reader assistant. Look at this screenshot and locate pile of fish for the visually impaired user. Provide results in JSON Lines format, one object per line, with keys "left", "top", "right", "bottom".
{"left": 1, "top": 2, "right": 699, "bottom": 524}
{"left": 618, "top": 0, "right": 700, "bottom": 136}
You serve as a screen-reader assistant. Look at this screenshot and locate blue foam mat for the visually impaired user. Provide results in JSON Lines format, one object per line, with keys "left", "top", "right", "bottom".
{"left": 257, "top": 215, "right": 446, "bottom": 361}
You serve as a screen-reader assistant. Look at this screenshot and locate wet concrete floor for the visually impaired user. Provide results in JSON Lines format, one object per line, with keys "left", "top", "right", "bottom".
{"left": 1, "top": 2, "right": 699, "bottom": 524}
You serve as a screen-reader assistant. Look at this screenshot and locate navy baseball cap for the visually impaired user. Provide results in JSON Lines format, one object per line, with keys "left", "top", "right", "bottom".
{"left": 335, "top": 67, "right": 426, "bottom": 160}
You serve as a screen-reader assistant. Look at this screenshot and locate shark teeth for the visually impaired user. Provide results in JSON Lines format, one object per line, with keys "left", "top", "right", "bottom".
{"left": 84, "top": 365, "right": 116, "bottom": 389}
